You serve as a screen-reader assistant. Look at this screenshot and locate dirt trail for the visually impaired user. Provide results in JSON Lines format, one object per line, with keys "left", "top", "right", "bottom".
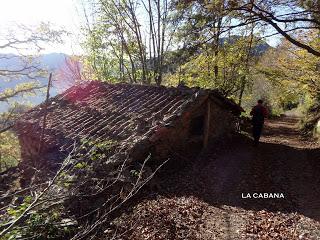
{"left": 105, "top": 116, "right": 320, "bottom": 240}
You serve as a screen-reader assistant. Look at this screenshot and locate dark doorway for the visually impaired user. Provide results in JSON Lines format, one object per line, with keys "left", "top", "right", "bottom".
{"left": 190, "top": 115, "right": 205, "bottom": 136}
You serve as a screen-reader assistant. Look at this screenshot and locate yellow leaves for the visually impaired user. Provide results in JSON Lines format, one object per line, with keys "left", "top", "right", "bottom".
{"left": 165, "top": 39, "right": 255, "bottom": 95}
{"left": 261, "top": 33, "right": 320, "bottom": 100}
{"left": 0, "top": 131, "right": 20, "bottom": 171}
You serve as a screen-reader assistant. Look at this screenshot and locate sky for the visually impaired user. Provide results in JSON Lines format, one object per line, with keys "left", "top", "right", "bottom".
{"left": 0, "top": 0, "right": 83, "bottom": 54}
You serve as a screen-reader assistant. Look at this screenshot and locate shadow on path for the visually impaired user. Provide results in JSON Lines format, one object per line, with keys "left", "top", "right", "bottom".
{"left": 159, "top": 117, "right": 320, "bottom": 221}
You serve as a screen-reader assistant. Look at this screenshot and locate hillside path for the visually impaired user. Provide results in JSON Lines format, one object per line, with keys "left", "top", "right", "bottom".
{"left": 105, "top": 116, "right": 320, "bottom": 240}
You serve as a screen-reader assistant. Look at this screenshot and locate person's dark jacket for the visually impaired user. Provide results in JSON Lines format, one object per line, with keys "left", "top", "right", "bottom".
{"left": 250, "top": 105, "right": 268, "bottom": 125}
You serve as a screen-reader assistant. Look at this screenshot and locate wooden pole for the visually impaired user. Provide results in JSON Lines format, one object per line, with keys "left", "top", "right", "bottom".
{"left": 38, "top": 73, "right": 53, "bottom": 154}
{"left": 203, "top": 99, "right": 211, "bottom": 149}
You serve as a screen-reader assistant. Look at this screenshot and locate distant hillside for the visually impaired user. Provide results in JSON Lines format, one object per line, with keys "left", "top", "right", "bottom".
{"left": 0, "top": 53, "right": 68, "bottom": 112}
{"left": 39, "top": 53, "right": 68, "bottom": 70}
{"left": 0, "top": 52, "right": 67, "bottom": 72}
{"left": 219, "top": 35, "right": 271, "bottom": 56}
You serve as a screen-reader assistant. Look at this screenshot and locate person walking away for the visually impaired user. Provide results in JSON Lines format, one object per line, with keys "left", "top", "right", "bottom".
{"left": 250, "top": 99, "right": 268, "bottom": 146}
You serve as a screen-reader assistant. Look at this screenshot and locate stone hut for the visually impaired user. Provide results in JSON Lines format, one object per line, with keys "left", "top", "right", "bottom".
{"left": 14, "top": 81, "right": 243, "bottom": 177}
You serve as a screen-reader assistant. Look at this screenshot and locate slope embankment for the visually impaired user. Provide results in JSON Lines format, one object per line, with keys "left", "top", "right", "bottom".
{"left": 103, "top": 116, "right": 320, "bottom": 239}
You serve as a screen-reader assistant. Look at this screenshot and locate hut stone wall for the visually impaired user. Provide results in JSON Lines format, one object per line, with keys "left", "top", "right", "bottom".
{"left": 14, "top": 82, "right": 243, "bottom": 178}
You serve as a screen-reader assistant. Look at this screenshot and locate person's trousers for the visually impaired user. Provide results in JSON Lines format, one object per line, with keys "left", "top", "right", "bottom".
{"left": 252, "top": 124, "right": 263, "bottom": 144}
